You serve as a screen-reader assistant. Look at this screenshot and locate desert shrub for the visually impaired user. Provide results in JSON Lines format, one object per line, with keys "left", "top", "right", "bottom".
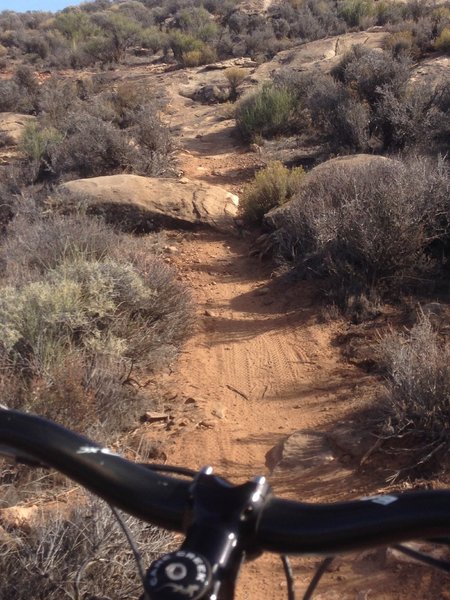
{"left": 169, "top": 30, "right": 201, "bottom": 61}
{"left": 235, "top": 83, "right": 295, "bottom": 141}
{"left": 384, "top": 30, "right": 419, "bottom": 58}
{"left": 435, "top": 27, "right": 450, "bottom": 53}
{"left": 0, "top": 494, "right": 173, "bottom": 600}
{"left": 224, "top": 66, "right": 246, "bottom": 101}
{"left": 129, "top": 104, "right": 172, "bottom": 173}
{"left": 425, "top": 80, "right": 450, "bottom": 154}
{"left": 302, "top": 73, "right": 370, "bottom": 150}
{"left": 2, "top": 213, "right": 120, "bottom": 280}
{"left": 273, "top": 157, "right": 450, "bottom": 302}
{"left": 19, "top": 122, "right": 63, "bottom": 181}
{"left": 375, "top": 78, "right": 450, "bottom": 153}
{"left": 37, "top": 77, "right": 79, "bottom": 127}
{"left": 141, "top": 26, "right": 168, "bottom": 53}
{"left": 241, "top": 162, "right": 304, "bottom": 226}
{"left": 90, "top": 12, "right": 145, "bottom": 63}
{"left": 169, "top": 30, "right": 216, "bottom": 65}
{"left": 0, "top": 212, "right": 193, "bottom": 433}
{"left": 337, "top": 0, "right": 374, "bottom": 27}
{"left": 376, "top": 315, "right": 450, "bottom": 477}
{"left": 375, "top": 1, "right": 404, "bottom": 25}
{"left": 176, "top": 6, "right": 218, "bottom": 42}
{"left": 48, "top": 113, "right": 131, "bottom": 179}
{"left": 332, "top": 45, "right": 411, "bottom": 106}
{"left": 0, "top": 80, "right": 22, "bottom": 112}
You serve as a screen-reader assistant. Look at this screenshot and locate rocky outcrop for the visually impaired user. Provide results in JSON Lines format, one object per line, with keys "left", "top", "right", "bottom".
{"left": 60, "top": 174, "right": 239, "bottom": 233}
{"left": 0, "top": 113, "right": 36, "bottom": 145}
{"left": 251, "top": 30, "right": 388, "bottom": 85}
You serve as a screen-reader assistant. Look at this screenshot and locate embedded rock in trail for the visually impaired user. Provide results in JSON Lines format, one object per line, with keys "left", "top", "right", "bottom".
{"left": 0, "top": 113, "right": 36, "bottom": 145}
{"left": 266, "top": 430, "right": 335, "bottom": 473}
{"left": 60, "top": 175, "right": 239, "bottom": 233}
{"left": 264, "top": 154, "right": 394, "bottom": 232}
{"left": 251, "top": 31, "right": 388, "bottom": 85}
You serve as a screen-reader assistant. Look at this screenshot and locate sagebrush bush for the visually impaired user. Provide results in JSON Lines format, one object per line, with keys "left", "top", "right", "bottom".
{"left": 0, "top": 494, "right": 173, "bottom": 600}
{"left": 240, "top": 161, "right": 305, "bottom": 224}
{"left": 376, "top": 314, "right": 450, "bottom": 477}
{"left": 270, "top": 156, "right": 450, "bottom": 302}
{"left": 0, "top": 212, "right": 193, "bottom": 434}
{"left": 332, "top": 44, "right": 411, "bottom": 105}
{"left": 235, "top": 83, "right": 295, "bottom": 141}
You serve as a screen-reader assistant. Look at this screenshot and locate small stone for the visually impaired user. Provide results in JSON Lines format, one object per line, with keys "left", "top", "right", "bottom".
{"left": 140, "top": 412, "right": 169, "bottom": 424}
{"left": 198, "top": 420, "right": 215, "bottom": 429}
{"left": 204, "top": 310, "right": 214, "bottom": 317}
{"left": 164, "top": 246, "right": 178, "bottom": 254}
{"left": 255, "top": 287, "right": 270, "bottom": 296}
{"left": 212, "top": 407, "right": 225, "bottom": 419}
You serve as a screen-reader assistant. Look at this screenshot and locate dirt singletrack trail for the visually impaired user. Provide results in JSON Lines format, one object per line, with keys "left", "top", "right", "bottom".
{"left": 134, "top": 72, "right": 450, "bottom": 599}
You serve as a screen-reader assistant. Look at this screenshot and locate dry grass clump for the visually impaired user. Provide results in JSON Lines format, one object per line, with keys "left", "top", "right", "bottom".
{"left": 0, "top": 212, "right": 194, "bottom": 437}
{"left": 376, "top": 314, "right": 450, "bottom": 479}
{"left": 0, "top": 494, "right": 173, "bottom": 600}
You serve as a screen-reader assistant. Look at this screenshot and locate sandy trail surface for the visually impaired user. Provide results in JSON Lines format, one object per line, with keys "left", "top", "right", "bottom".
{"left": 136, "top": 68, "right": 449, "bottom": 599}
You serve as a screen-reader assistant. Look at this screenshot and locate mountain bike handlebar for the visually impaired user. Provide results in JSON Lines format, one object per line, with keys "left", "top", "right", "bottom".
{"left": 2, "top": 406, "right": 450, "bottom": 599}
{"left": 2, "top": 406, "right": 450, "bottom": 553}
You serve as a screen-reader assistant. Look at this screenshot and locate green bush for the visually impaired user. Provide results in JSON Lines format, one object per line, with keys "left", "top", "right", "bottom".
{"left": 240, "top": 161, "right": 305, "bottom": 224}
{"left": 337, "top": 0, "right": 374, "bottom": 27}
{"left": 19, "top": 122, "right": 62, "bottom": 162}
{"left": 435, "top": 27, "right": 450, "bottom": 53}
{"left": 235, "top": 83, "right": 295, "bottom": 141}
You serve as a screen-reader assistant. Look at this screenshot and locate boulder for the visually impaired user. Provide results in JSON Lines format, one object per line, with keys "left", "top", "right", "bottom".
{"left": 0, "top": 113, "right": 36, "bottom": 145}
{"left": 192, "top": 84, "right": 230, "bottom": 104}
{"left": 410, "top": 56, "right": 450, "bottom": 89}
{"left": 59, "top": 174, "right": 239, "bottom": 233}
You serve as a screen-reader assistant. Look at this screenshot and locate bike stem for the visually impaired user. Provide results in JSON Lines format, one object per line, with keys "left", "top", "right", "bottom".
{"left": 143, "top": 467, "right": 272, "bottom": 600}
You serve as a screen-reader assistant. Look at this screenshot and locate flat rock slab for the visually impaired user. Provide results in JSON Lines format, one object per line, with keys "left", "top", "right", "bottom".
{"left": 0, "top": 112, "right": 36, "bottom": 145}
{"left": 60, "top": 174, "right": 239, "bottom": 233}
{"left": 251, "top": 31, "right": 388, "bottom": 85}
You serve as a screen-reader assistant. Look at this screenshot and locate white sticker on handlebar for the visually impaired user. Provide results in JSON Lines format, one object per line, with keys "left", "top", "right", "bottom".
{"left": 363, "top": 494, "right": 398, "bottom": 506}
{"left": 77, "top": 445, "right": 116, "bottom": 456}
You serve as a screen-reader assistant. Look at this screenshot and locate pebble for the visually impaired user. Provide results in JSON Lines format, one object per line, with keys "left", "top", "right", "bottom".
{"left": 255, "top": 286, "right": 270, "bottom": 296}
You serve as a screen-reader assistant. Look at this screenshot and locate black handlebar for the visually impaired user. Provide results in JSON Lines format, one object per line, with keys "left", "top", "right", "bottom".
{"left": 1, "top": 406, "right": 450, "bottom": 556}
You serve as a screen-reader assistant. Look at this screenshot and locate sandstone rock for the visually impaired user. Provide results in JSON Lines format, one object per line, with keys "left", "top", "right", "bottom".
{"left": 0, "top": 113, "right": 36, "bottom": 145}
{"left": 59, "top": 174, "right": 239, "bottom": 233}
{"left": 266, "top": 430, "right": 335, "bottom": 473}
{"left": 251, "top": 31, "right": 388, "bottom": 85}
